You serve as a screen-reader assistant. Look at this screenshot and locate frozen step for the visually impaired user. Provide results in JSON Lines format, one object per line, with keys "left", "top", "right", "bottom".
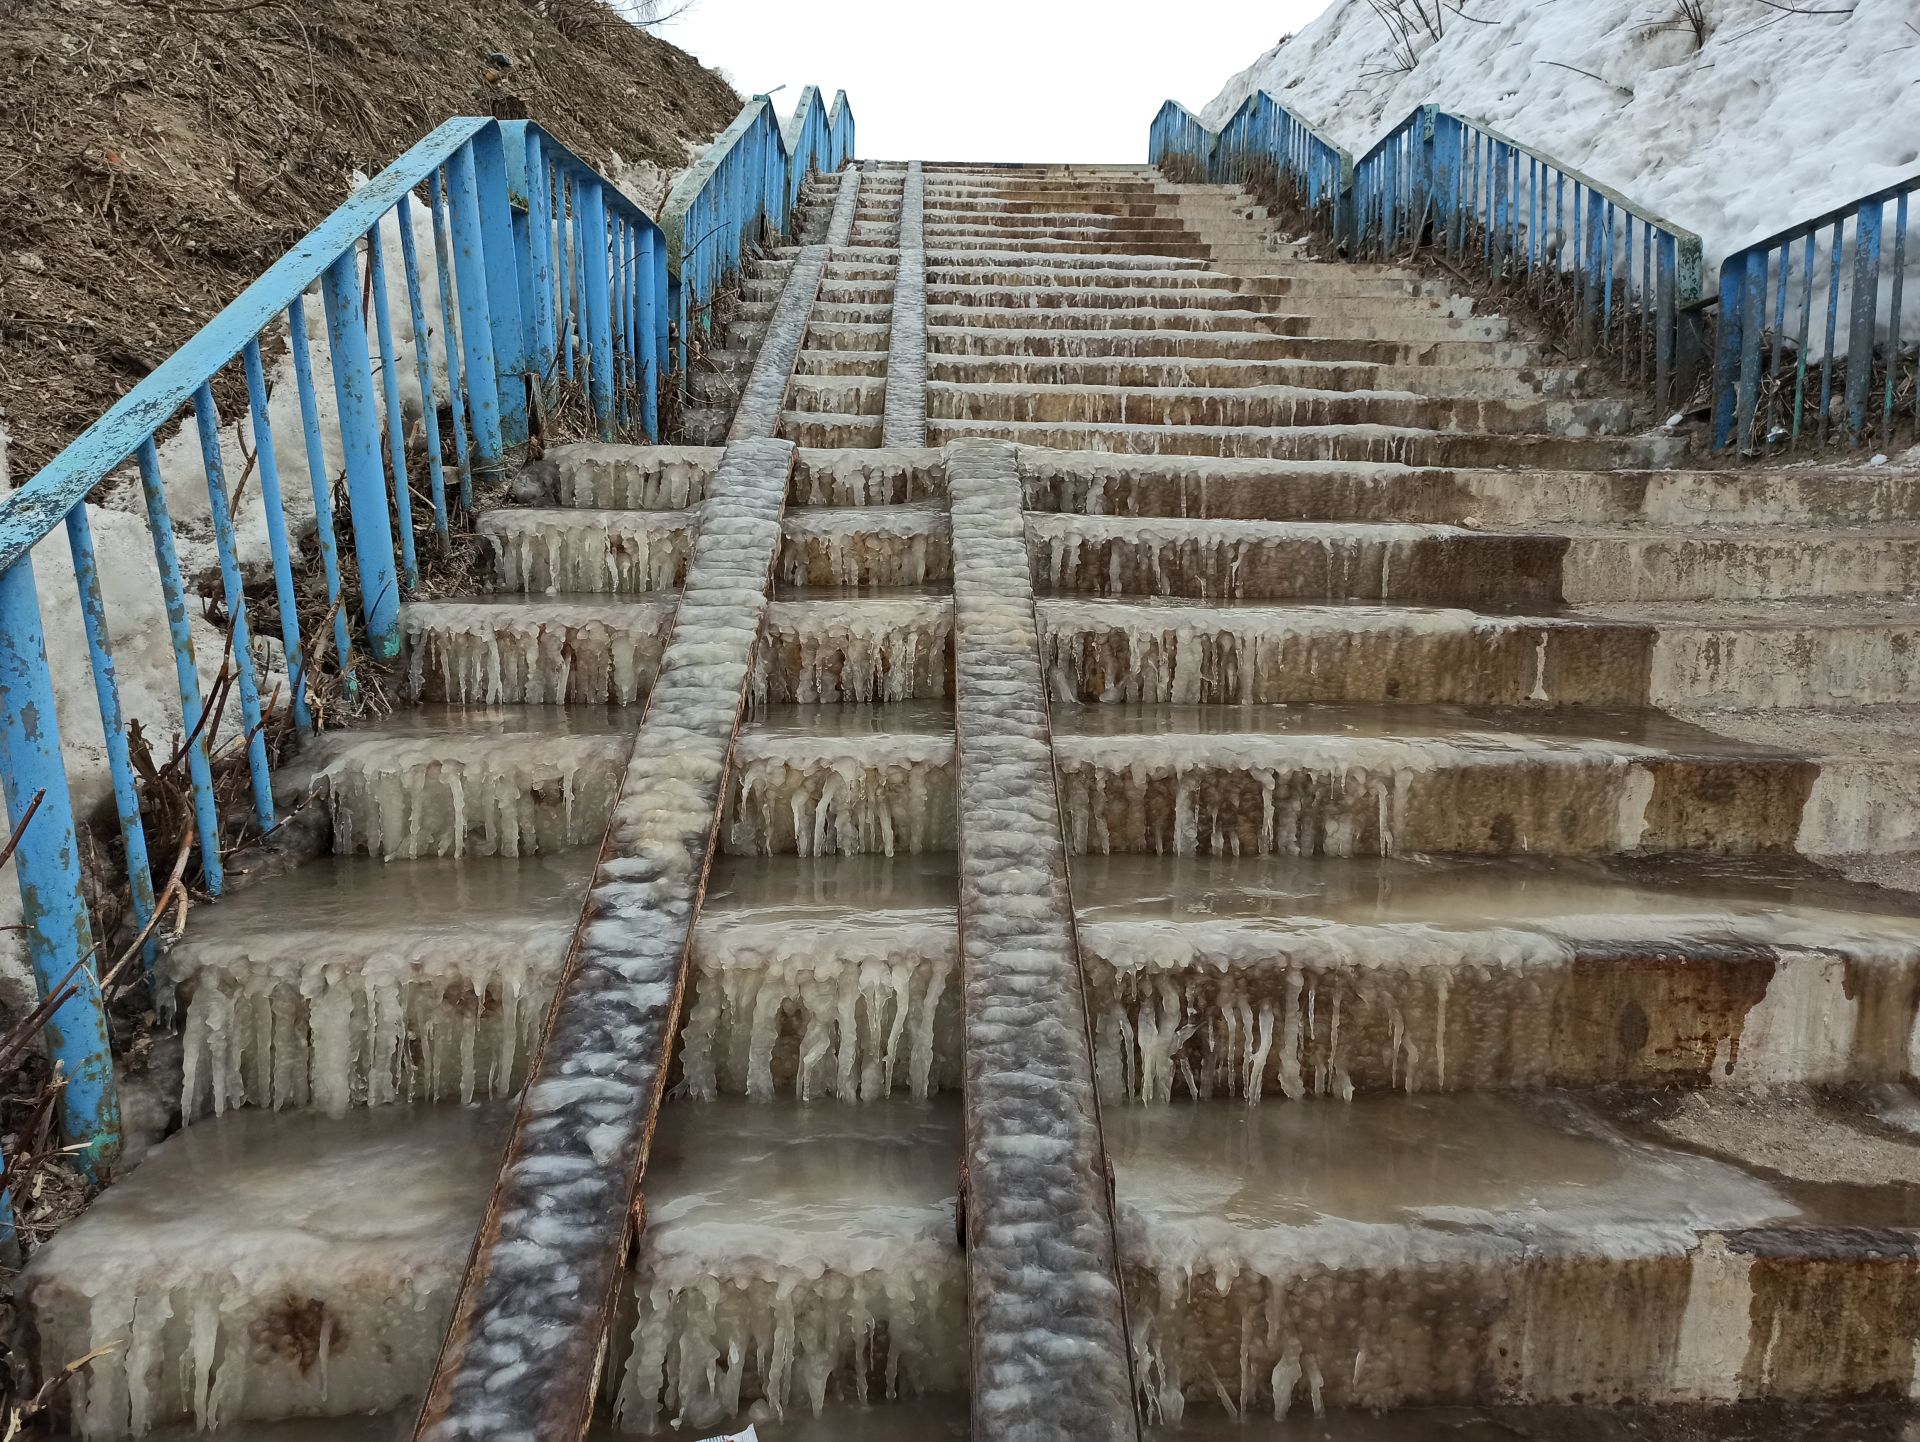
{"left": 930, "top": 419, "right": 1683, "bottom": 469}
{"left": 305, "top": 705, "right": 636, "bottom": 860}
{"left": 923, "top": 304, "right": 1508, "bottom": 341}
{"left": 756, "top": 591, "right": 954, "bottom": 704}
{"left": 1048, "top": 702, "right": 1812, "bottom": 859}
{"left": 924, "top": 266, "right": 1453, "bottom": 302}
{"left": 1117, "top": 1089, "right": 1920, "bottom": 1416}
{"left": 1019, "top": 453, "right": 1920, "bottom": 527}
{"left": 686, "top": 854, "right": 960, "bottom": 1100}
{"left": 1027, "top": 516, "right": 1565, "bottom": 606}
{"left": 725, "top": 702, "right": 955, "bottom": 857}
{"left": 785, "top": 375, "right": 888, "bottom": 416}
{"left": 927, "top": 381, "right": 1631, "bottom": 437}
{"left": 609, "top": 1099, "right": 967, "bottom": 1433}
{"left": 165, "top": 853, "right": 589, "bottom": 1116}
{"left": 1073, "top": 850, "right": 1920, "bottom": 1100}
{"left": 1038, "top": 596, "right": 1920, "bottom": 711}
{"left": 794, "top": 347, "right": 893, "bottom": 377}
{"left": 928, "top": 324, "right": 1554, "bottom": 367}
{"left": 1558, "top": 524, "right": 1920, "bottom": 603}
{"left": 1036, "top": 599, "right": 1651, "bottom": 708}
{"left": 476, "top": 508, "right": 690, "bottom": 594}
{"left": 927, "top": 351, "right": 1591, "bottom": 400}
{"left": 921, "top": 284, "right": 1466, "bottom": 318}
{"left": 522, "top": 443, "right": 717, "bottom": 510}
{"left": 739, "top": 318, "right": 891, "bottom": 351}
{"left": 401, "top": 595, "right": 674, "bottom": 706}
{"left": 20, "top": 1104, "right": 506, "bottom": 1437}
{"left": 779, "top": 503, "right": 952, "bottom": 588}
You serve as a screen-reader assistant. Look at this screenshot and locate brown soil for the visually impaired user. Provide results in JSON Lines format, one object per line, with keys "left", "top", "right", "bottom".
{"left": 0, "top": 0, "right": 740, "bottom": 478}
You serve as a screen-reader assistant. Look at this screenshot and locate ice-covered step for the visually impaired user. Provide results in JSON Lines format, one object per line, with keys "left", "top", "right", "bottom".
{"left": 164, "top": 853, "right": 588, "bottom": 1116}
{"left": 19, "top": 1103, "right": 507, "bottom": 1437}
{"left": 476, "top": 508, "right": 690, "bottom": 594}
{"left": 401, "top": 595, "right": 674, "bottom": 706}
{"left": 923, "top": 266, "right": 1451, "bottom": 302}
{"left": 1557, "top": 525, "right": 1920, "bottom": 603}
{"left": 1048, "top": 702, "right": 1813, "bottom": 859}
{"left": 736, "top": 298, "right": 893, "bottom": 327}
{"left": 739, "top": 318, "right": 891, "bottom": 352}
{"left": 926, "top": 237, "right": 1212, "bottom": 258}
{"left": 786, "top": 375, "right": 887, "bottom": 416}
{"left": 921, "top": 284, "right": 1466, "bottom": 318}
{"left": 1027, "top": 517, "right": 1565, "bottom": 606}
{"left": 685, "top": 854, "right": 960, "bottom": 1100}
{"left": 523, "top": 443, "right": 716, "bottom": 511}
{"left": 921, "top": 304, "right": 1509, "bottom": 341}
{"left": 928, "top": 324, "right": 1554, "bottom": 367}
{"left": 726, "top": 701, "right": 956, "bottom": 856}
{"left": 756, "top": 591, "right": 954, "bottom": 703}
{"left": 1036, "top": 599, "right": 1651, "bottom": 708}
{"left": 1072, "top": 850, "right": 1920, "bottom": 1100}
{"left": 779, "top": 503, "right": 952, "bottom": 587}
{"left": 1116, "top": 1089, "right": 1920, "bottom": 1416}
{"left": 1038, "top": 595, "right": 1920, "bottom": 711}
{"left": 929, "top": 418, "right": 1682, "bottom": 469}
{"left": 1018, "top": 453, "right": 1920, "bottom": 528}
{"left": 915, "top": 248, "right": 1215, "bottom": 273}
{"left": 610, "top": 1099, "right": 967, "bottom": 1434}
{"left": 795, "top": 347, "right": 894, "bottom": 377}
{"left": 303, "top": 705, "right": 635, "bottom": 860}
{"left": 743, "top": 276, "right": 897, "bottom": 305}
{"left": 926, "top": 352, "right": 1591, "bottom": 400}
{"left": 927, "top": 381, "right": 1631, "bottom": 436}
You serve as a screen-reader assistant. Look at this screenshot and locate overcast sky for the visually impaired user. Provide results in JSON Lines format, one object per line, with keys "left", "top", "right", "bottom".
{"left": 650, "top": 0, "right": 1335, "bottom": 163}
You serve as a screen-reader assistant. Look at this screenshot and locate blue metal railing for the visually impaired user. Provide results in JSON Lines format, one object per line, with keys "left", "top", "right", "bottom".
{"left": 661, "top": 86, "right": 855, "bottom": 365}
{"left": 0, "top": 116, "right": 669, "bottom": 1178}
{"left": 1351, "top": 106, "right": 1705, "bottom": 409}
{"left": 1149, "top": 97, "right": 1706, "bottom": 410}
{"left": 1713, "top": 173, "right": 1920, "bottom": 455}
{"left": 1149, "top": 95, "right": 1353, "bottom": 240}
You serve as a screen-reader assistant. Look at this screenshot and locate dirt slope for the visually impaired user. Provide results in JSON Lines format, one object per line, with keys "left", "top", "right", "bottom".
{"left": 0, "top": 0, "right": 740, "bottom": 477}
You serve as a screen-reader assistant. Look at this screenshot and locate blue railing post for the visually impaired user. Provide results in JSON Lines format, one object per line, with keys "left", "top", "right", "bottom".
{"left": 522, "top": 131, "right": 560, "bottom": 396}
{"left": 320, "top": 250, "right": 405, "bottom": 660}
{"left": 446, "top": 143, "right": 508, "bottom": 479}
{"left": 0, "top": 556, "right": 121, "bottom": 1177}
{"left": 1845, "top": 199, "right": 1884, "bottom": 445}
{"left": 578, "top": 183, "right": 616, "bottom": 440}
{"left": 471, "top": 126, "right": 530, "bottom": 449}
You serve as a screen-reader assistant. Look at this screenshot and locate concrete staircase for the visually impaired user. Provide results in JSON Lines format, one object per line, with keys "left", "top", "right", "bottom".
{"left": 20, "top": 162, "right": 1920, "bottom": 1440}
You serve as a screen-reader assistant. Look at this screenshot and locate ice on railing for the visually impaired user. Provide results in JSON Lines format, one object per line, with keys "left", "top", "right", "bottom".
{"left": 754, "top": 598, "right": 953, "bottom": 704}
{"left": 612, "top": 1101, "right": 966, "bottom": 1434}
{"left": 403, "top": 599, "right": 674, "bottom": 707}
{"left": 727, "top": 732, "right": 955, "bottom": 856}
{"left": 682, "top": 915, "right": 960, "bottom": 1100}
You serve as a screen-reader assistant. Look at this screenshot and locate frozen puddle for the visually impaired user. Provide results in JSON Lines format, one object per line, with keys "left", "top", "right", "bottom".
{"left": 613, "top": 1098, "right": 967, "bottom": 1433}
{"left": 1115, "top": 1091, "right": 1920, "bottom": 1421}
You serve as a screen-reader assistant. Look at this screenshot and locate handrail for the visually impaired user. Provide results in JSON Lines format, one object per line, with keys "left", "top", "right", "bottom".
{"left": 1712, "top": 171, "right": 1920, "bottom": 455}
{"left": 1149, "top": 94, "right": 1354, "bottom": 242}
{"left": 0, "top": 116, "right": 669, "bottom": 1173}
{"left": 660, "top": 86, "right": 854, "bottom": 365}
{"left": 1150, "top": 94, "right": 1706, "bottom": 411}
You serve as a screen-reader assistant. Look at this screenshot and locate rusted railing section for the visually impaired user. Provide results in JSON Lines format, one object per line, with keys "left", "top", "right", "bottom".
{"left": 1714, "top": 172, "right": 1920, "bottom": 455}
{"left": 946, "top": 437, "right": 1140, "bottom": 1440}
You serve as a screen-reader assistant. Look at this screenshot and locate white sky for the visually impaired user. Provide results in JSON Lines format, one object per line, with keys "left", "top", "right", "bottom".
{"left": 650, "top": 0, "right": 1335, "bottom": 163}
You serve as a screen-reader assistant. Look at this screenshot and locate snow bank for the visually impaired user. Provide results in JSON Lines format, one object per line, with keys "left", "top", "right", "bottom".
{"left": 1202, "top": 0, "right": 1920, "bottom": 271}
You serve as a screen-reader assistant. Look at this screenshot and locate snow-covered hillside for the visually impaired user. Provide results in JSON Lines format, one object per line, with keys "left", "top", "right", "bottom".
{"left": 1202, "top": 0, "right": 1920, "bottom": 270}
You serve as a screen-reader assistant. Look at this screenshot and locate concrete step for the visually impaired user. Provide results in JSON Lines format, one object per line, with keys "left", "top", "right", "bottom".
{"left": 302, "top": 705, "right": 637, "bottom": 860}
{"left": 725, "top": 701, "right": 955, "bottom": 856}
{"left": 1048, "top": 701, "right": 1813, "bottom": 860}
{"left": 1037, "top": 597, "right": 1920, "bottom": 711}
{"left": 778, "top": 502, "right": 952, "bottom": 587}
{"left": 921, "top": 283, "right": 1468, "bottom": 318}
{"left": 1557, "top": 525, "right": 1920, "bottom": 603}
{"left": 1117, "top": 1088, "right": 1920, "bottom": 1414}
{"left": 402, "top": 595, "right": 673, "bottom": 707}
{"left": 1074, "top": 850, "right": 1920, "bottom": 1098}
{"left": 1017, "top": 453, "right": 1920, "bottom": 527}
{"left": 475, "top": 508, "right": 690, "bottom": 595}
{"left": 926, "top": 351, "right": 1592, "bottom": 400}
{"left": 758, "top": 591, "right": 955, "bottom": 704}
{"left": 925, "top": 324, "right": 1554, "bottom": 366}
{"left": 924, "top": 381, "right": 1632, "bottom": 436}
{"left": 19, "top": 1100, "right": 965, "bottom": 1437}
{"left": 920, "top": 304, "right": 1509, "bottom": 341}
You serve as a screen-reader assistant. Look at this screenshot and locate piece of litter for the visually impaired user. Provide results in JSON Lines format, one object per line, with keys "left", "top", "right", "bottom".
{"left": 1870, "top": 453, "right": 1890, "bottom": 467}
{"left": 1666, "top": 412, "right": 1685, "bottom": 428}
